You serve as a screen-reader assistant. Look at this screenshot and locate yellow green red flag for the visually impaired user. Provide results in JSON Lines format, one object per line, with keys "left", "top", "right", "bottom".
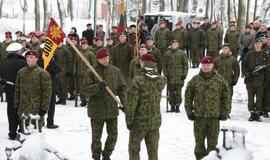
{"left": 42, "top": 18, "right": 66, "bottom": 69}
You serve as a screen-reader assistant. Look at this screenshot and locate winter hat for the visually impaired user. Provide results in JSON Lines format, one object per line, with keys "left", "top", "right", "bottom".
{"left": 141, "top": 53, "right": 156, "bottom": 63}
{"left": 5, "top": 31, "right": 12, "bottom": 38}
{"left": 25, "top": 50, "right": 38, "bottom": 58}
{"left": 201, "top": 56, "right": 214, "bottom": 64}
{"left": 222, "top": 43, "right": 230, "bottom": 48}
{"left": 6, "top": 42, "right": 22, "bottom": 53}
{"left": 96, "top": 48, "right": 108, "bottom": 59}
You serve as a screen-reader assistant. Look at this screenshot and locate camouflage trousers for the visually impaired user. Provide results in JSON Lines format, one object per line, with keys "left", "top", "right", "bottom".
{"left": 246, "top": 85, "right": 263, "bottom": 112}
{"left": 66, "top": 73, "right": 75, "bottom": 96}
{"left": 168, "top": 83, "right": 183, "bottom": 107}
{"left": 191, "top": 48, "right": 203, "bottom": 67}
{"left": 207, "top": 50, "right": 219, "bottom": 58}
{"left": 263, "top": 81, "right": 270, "bottom": 112}
{"left": 57, "top": 74, "right": 67, "bottom": 100}
{"left": 129, "top": 129, "right": 159, "bottom": 160}
{"left": 193, "top": 118, "right": 219, "bottom": 160}
{"left": 90, "top": 118, "right": 118, "bottom": 159}
{"left": 77, "top": 75, "right": 86, "bottom": 101}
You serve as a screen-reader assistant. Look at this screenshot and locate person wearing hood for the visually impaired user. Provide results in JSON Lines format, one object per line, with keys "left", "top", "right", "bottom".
{"left": 125, "top": 53, "right": 166, "bottom": 160}
{"left": 163, "top": 40, "right": 188, "bottom": 112}
{"left": 0, "top": 42, "right": 27, "bottom": 140}
{"left": 214, "top": 43, "right": 240, "bottom": 98}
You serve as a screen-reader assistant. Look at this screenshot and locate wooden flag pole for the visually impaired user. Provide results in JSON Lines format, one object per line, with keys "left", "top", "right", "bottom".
{"left": 66, "top": 37, "right": 123, "bottom": 107}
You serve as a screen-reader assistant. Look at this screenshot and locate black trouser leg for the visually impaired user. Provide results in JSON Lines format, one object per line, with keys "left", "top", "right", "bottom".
{"left": 47, "top": 77, "right": 56, "bottom": 125}
{"left": 7, "top": 100, "right": 19, "bottom": 139}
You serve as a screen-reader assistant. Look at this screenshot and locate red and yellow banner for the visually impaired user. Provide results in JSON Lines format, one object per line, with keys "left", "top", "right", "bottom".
{"left": 117, "top": 0, "right": 127, "bottom": 34}
{"left": 42, "top": 18, "right": 66, "bottom": 69}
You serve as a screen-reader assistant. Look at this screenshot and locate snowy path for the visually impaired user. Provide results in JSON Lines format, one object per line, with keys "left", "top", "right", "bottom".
{"left": 1, "top": 69, "right": 270, "bottom": 160}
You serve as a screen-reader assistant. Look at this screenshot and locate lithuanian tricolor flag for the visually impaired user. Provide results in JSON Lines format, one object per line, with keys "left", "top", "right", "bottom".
{"left": 42, "top": 18, "right": 66, "bottom": 69}
{"left": 117, "top": 0, "right": 127, "bottom": 34}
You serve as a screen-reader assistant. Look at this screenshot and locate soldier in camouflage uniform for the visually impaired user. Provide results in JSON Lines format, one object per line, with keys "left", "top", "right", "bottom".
{"left": 14, "top": 50, "right": 52, "bottom": 132}
{"left": 163, "top": 40, "right": 188, "bottom": 112}
{"left": 242, "top": 39, "right": 266, "bottom": 122}
{"left": 224, "top": 25, "right": 240, "bottom": 58}
{"left": 75, "top": 38, "right": 97, "bottom": 106}
{"left": 55, "top": 43, "right": 71, "bottom": 105}
{"left": 83, "top": 48, "right": 126, "bottom": 160}
{"left": 0, "top": 31, "right": 14, "bottom": 62}
{"left": 206, "top": 21, "right": 223, "bottom": 58}
{"left": 171, "top": 21, "right": 186, "bottom": 50}
{"left": 154, "top": 21, "right": 171, "bottom": 61}
{"left": 125, "top": 53, "right": 167, "bottom": 160}
{"left": 185, "top": 56, "right": 231, "bottom": 160}
{"left": 90, "top": 37, "right": 104, "bottom": 54}
{"left": 129, "top": 44, "right": 148, "bottom": 81}
{"left": 190, "top": 21, "right": 205, "bottom": 68}
{"left": 111, "top": 33, "right": 133, "bottom": 84}
{"left": 214, "top": 44, "right": 240, "bottom": 98}
{"left": 29, "top": 33, "right": 41, "bottom": 52}
{"left": 105, "top": 37, "right": 114, "bottom": 61}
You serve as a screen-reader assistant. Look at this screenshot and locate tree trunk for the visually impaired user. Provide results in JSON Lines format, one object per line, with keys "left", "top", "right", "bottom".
{"left": 210, "top": 0, "right": 214, "bottom": 22}
{"left": 237, "top": 0, "right": 246, "bottom": 32}
{"left": 88, "top": 0, "right": 91, "bottom": 19}
{"left": 253, "top": 0, "right": 257, "bottom": 20}
{"left": 57, "top": 0, "right": 66, "bottom": 29}
{"left": 171, "top": 0, "right": 173, "bottom": 11}
{"left": 205, "top": 0, "right": 209, "bottom": 17}
{"left": 183, "top": 0, "right": 188, "bottom": 12}
{"left": 34, "top": 0, "right": 40, "bottom": 31}
{"left": 233, "top": 0, "right": 237, "bottom": 21}
{"left": 0, "top": 0, "right": 3, "bottom": 18}
{"left": 192, "top": 0, "right": 198, "bottom": 13}
{"left": 67, "top": 0, "right": 74, "bottom": 21}
{"left": 246, "top": 0, "right": 250, "bottom": 25}
{"left": 142, "top": 0, "right": 146, "bottom": 14}
{"left": 160, "top": 0, "right": 165, "bottom": 11}
{"left": 148, "top": 0, "right": 152, "bottom": 12}
{"left": 260, "top": 1, "right": 270, "bottom": 20}
{"left": 43, "top": 0, "right": 50, "bottom": 31}
{"left": 227, "top": 0, "right": 231, "bottom": 25}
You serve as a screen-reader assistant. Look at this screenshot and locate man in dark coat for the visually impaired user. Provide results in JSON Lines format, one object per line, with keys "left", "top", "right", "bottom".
{"left": 0, "top": 42, "right": 26, "bottom": 140}
{"left": 82, "top": 23, "right": 94, "bottom": 46}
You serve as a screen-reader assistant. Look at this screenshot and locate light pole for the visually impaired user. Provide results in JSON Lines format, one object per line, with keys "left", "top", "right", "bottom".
{"left": 94, "top": 0, "right": 97, "bottom": 36}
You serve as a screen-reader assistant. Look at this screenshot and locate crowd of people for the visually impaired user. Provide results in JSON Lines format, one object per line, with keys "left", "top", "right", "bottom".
{"left": 0, "top": 16, "right": 270, "bottom": 160}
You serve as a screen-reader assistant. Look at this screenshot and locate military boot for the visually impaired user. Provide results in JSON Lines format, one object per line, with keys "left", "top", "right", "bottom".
{"left": 168, "top": 106, "right": 176, "bottom": 112}
{"left": 68, "top": 94, "right": 75, "bottom": 100}
{"left": 175, "top": 105, "right": 180, "bottom": 113}
{"left": 254, "top": 112, "right": 262, "bottom": 122}
{"left": 56, "top": 99, "right": 66, "bottom": 105}
{"left": 80, "top": 99, "right": 87, "bottom": 107}
{"left": 263, "top": 111, "right": 269, "bottom": 118}
{"left": 102, "top": 154, "right": 111, "bottom": 160}
{"left": 248, "top": 111, "right": 255, "bottom": 121}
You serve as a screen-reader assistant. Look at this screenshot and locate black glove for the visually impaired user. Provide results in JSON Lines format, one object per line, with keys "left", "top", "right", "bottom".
{"left": 232, "top": 81, "right": 237, "bottom": 86}
{"left": 219, "top": 115, "right": 228, "bottom": 121}
{"left": 119, "top": 107, "right": 126, "bottom": 113}
{"left": 38, "top": 110, "right": 47, "bottom": 116}
{"left": 181, "top": 77, "right": 186, "bottom": 81}
{"left": 187, "top": 113, "right": 195, "bottom": 121}
{"left": 127, "top": 124, "right": 134, "bottom": 130}
{"left": 98, "top": 80, "right": 107, "bottom": 90}
{"left": 0, "top": 78, "right": 6, "bottom": 85}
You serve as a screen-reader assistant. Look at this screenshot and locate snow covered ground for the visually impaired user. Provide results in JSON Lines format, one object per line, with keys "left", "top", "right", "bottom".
{"left": 1, "top": 68, "right": 270, "bottom": 160}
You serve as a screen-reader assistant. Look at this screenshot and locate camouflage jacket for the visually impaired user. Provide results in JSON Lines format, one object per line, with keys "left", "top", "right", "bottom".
{"left": 129, "top": 57, "right": 142, "bottom": 81}
{"left": 125, "top": 68, "right": 167, "bottom": 130}
{"left": 242, "top": 49, "right": 265, "bottom": 87}
{"left": 154, "top": 27, "right": 171, "bottom": 50}
{"left": 111, "top": 42, "right": 133, "bottom": 80}
{"left": 0, "top": 40, "right": 13, "bottom": 62}
{"left": 54, "top": 45, "right": 71, "bottom": 77}
{"left": 189, "top": 28, "right": 205, "bottom": 49}
{"left": 147, "top": 46, "right": 163, "bottom": 74}
{"left": 66, "top": 45, "right": 76, "bottom": 74}
{"left": 214, "top": 53, "right": 240, "bottom": 86}
{"left": 14, "top": 65, "right": 52, "bottom": 115}
{"left": 83, "top": 62, "right": 127, "bottom": 119}
{"left": 75, "top": 48, "right": 96, "bottom": 76}
{"left": 206, "top": 28, "right": 223, "bottom": 51}
{"left": 185, "top": 70, "right": 231, "bottom": 118}
{"left": 224, "top": 30, "right": 240, "bottom": 49}
{"left": 163, "top": 49, "right": 188, "bottom": 84}
{"left": 171, "top": 28, "right": 186, "bottom": 49}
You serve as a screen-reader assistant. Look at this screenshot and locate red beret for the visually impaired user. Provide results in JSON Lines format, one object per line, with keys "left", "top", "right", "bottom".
{"left": 96, "top": 48, "right": 109, "bottom": 59}
{"left": 5, "top": 31, "right": 12, "bottom": 38}
{"left": 106, "top": 37, "right": 113, "bottom": 41}
{"left": 141, "top": 53, "right": 156, "bottom": 63}
{"left": 201, "top": 56, "right": 214, "bottom": 64}
{"left": 25, "top": 50, "right": 38, "bottom": 58}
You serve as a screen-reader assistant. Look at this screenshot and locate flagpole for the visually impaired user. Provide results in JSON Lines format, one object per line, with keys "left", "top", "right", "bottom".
{"left": 66, "top": 37, "right": 123, "bottom": 108}
{"left": 94, "top": 0, "right": 97, "bottom": 37}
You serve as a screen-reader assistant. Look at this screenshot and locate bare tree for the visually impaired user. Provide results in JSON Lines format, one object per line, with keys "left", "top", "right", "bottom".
{"left": 43, "top": 0, "right": 50, "bottom": 31}
{"left": 253, "top": 0, "right": 257, "bottom": 20}
{"left": 160, "top": 0, "right": 165, "bottom": 11}
{"left": 227, "top": 0, "right": 231, "bottom": 24}
{"left": 34, "top": 0, "right": 40, "bottom": 31}
{"left": 246, "top": 0, "right": 250, "bottom": 25}
{"left": 237, "top": 0, "right": 246, "bottom": 32}
{"left": 183, "top": 0, "right": 189, "bottom": 12}
{"left": 232, "top": 0, "right": 237, "bottom": 21}
{"left": 57, "top": 0, "right": 66, "bottom": 29}
{"left": 88, "top": 0, "right": 91, "bottom": 19}
{"left": 142, "top": 0, "right": 146, "bottom": 14}
{"left": 67, "top": 0, "right": 74, "bottom": 21}
{"left": 0, "top": 0, "right": 3, "bottom": 18}
{"left": 20, "top": 0, "right": 27, "bottom": 33}
{"left": 260, "top": 1, "right": 270, "bottom": 20}
{"left": 210, "top": 0, "right": 214, "bottom": 22}
{"left": 192, "top": 0, "right": 198, "bottom": 13}
{"left": 171, "top": 0, "right": 173, "bottom": 11}
{"left": 205, "top": 0, "right": 209, "bottom": 17}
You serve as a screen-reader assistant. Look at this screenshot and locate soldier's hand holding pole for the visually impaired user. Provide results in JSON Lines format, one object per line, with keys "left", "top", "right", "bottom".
{"left": 66, "top": 37, "right": 123, "bottom": 108}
